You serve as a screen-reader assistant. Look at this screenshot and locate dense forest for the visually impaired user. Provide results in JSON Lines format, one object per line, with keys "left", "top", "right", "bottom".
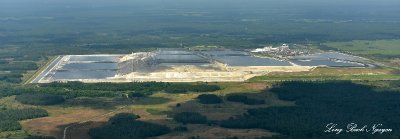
{"left": 164, "top": 84, "right": 221, "bottom": 93}
{"left": 220, "top": 81, "right": 400, "bottom": 139}
{"left": 41, "top": 82, "right": 221, "bottom": 95}
{"left": 41, "top": 81, "right": 167, "bottom": 92}
{"left": 16, "top": 94, "right": 65, "bottom": 105}
{"left": 0, "top": 108, "right": 48, "bottom": 132}
{"left": 0, "top": 73, "right": 23, "bottom": 83}
{"left": 0, "top": 62, "right": 38, "bottom": 71}
{"left": 0, "top": 82, "right": 222, "bottom": 100}
{"left": 226, "top": 94, "right": 265, "bottom": 105}
{"left": 89, "top": 113, "right": 170, "bottom": 139}
{"left": 173, "top": 112, "right": 208, "bottom": 124}
{"left": 197, "top": 94, "right": 223, "bottom": 104}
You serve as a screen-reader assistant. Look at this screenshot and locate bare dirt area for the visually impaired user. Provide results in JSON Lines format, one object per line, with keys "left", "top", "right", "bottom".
{"left": 154, "top": 124, "right": 277, "bottom": 139}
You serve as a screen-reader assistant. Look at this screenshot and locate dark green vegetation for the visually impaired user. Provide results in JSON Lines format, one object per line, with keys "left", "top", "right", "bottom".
{"left": 0, "top": 108, "right": 48, "bottom": 132}
{"left": 16, "top": 94, "right": 65, "bottom": 105}
{"left": 173, "top": 112, "right": 208, "bottom": 124}
{"left": 40, "top": 82, "right": 220, "bottom": 97}
{"left": 24, "top": 135, "right": 56, "bottom": 139}
{"left": 89, "top": 113, "right": 170, "bottom": 139}
{"left": 197, "top": 94, "right": 223, "bottom": 104}
{"left": 109, "top": 113, "right": 140, "bottom": 123}
{"left": 226, "top": 94, "right": 265, "bottom": 105}
{"left": 0, "top": 121, "right": 20, "bottom": 132}
{"left": 0, "top": 82, "right": 221, "bottom": 105}
{"left": 220, "top": 81, "right": 400, "bottom": 139}
{"left": 173, "top": 126, "right": 188, "bottom": 132}
{"left": 128, "top": 92, "right": 145, "bottom": 98}
{"left": 164, "top": 84, "right": 221, "bottom": 93}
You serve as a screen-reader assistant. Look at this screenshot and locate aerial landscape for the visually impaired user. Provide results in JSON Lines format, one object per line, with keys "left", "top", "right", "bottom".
{"left": 0, "top": 0, "right": 400, "bottom": 139}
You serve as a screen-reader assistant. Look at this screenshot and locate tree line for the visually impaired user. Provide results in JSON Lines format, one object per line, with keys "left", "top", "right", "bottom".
{"left": 16, "top": 94, "right": 65, "bottom": 105}
{"left": 89, "top": 113, "right": 170, "bottom": 139}
{"left": 226, "top": 94, "right": 265, "bottom": 105}
{"left": 40, "top": 82, "right": 221, "bottom": 95}
{"left": 1, "top": 81, "right": 221, "bottom": 101}
{"left": 173, "top": 112, "right": 208, "bottom": 124}
{"left": 220, "top": 81, "right": 400, "bottom": 139}
{"left": 197, "top": 94, "right": 222, "bottom": 104}
{"left": 0, "top": 108, "right": 48, "bottom": 132}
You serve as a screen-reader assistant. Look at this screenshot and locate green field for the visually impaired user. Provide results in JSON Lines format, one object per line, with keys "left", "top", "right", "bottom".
{"left": 324, "top": 39, "right": 400, "bottom": 56}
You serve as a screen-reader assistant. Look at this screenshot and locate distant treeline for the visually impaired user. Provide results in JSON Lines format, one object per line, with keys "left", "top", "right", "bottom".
{"left": 220, "top": 81, "right": 400, "bottom": 139}
{"left": 0, "top": 108, "right": 48, "bottom": 132}
{"left": 0, "top": 62, "right": 38, "bottom": 71}
{"left": 173, "top": 112, "right": 208, "bottom": 124}
{"left": 89, "top": 113, "right": 170, "bottom": 139}
{"left": 0, "top": 86, "right": 118, "bottom": 98}
{"left": 0, "top": 72, "right": 23, "bottom": 83}
{"left": 41, "top": 81, "right": 166, "bottom": 92}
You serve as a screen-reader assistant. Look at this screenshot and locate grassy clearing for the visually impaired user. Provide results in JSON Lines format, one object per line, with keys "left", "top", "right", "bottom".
{"left": 134, "top": 97, "right": 170, "bottom": 105}
{"left": 250, "top": 67, "right": 400, "bottom": 82}
{"left": 172, "top": 90, "right": 294, "bottom": 121}
{"left": 146, "top": 109, "right": 168, "bottom": 115}
{"left": 324, "top": 39, "right": 400, "bottom": 56}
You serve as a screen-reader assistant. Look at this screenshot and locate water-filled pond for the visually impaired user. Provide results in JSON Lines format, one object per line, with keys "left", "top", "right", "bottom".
{"left": 68, "top": 55, "right": 120, "bottom": 62}
{"left": 53, "top": 70, "right": 116, "bottom": 79}
{"left": 52, "top": 55, "right": 120, "bottom": 80}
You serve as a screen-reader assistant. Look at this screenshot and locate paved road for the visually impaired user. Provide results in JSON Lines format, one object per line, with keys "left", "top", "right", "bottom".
{"left": 31, "top": 56, "right": 63, "bottom": 83}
